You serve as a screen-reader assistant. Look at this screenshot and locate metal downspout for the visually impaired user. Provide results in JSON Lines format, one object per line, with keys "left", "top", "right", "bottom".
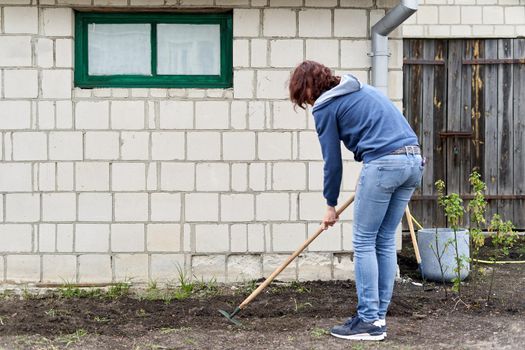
{"left": 371, "top": 0, "right": 419, "bottom": 95}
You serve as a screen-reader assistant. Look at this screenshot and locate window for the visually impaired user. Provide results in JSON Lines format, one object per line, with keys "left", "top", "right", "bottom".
{"left": 74, "top": 12, "right": 233, "bottom": 88}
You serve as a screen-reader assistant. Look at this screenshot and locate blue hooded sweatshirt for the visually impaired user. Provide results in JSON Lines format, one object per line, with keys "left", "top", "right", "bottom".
{"left": 312, "top": 74, "right": 419, "bottom": 207}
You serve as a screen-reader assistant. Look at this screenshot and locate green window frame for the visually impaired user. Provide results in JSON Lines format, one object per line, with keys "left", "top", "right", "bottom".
{"left": 74, "top": 12, "right": 233, "bottom": 88}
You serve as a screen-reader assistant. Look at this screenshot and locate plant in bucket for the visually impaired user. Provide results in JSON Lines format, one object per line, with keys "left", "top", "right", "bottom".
{"left": 417, "top": 179, "right": 470, "bottom": 297}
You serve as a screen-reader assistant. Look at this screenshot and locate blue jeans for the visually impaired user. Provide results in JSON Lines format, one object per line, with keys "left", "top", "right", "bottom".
{"left": 352, "top": 152, "right": 423, "bottom": 323}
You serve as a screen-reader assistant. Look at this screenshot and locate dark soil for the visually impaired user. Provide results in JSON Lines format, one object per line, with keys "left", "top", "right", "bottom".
{"left": 0, "top": 235, "right": 524, "bottom": 349}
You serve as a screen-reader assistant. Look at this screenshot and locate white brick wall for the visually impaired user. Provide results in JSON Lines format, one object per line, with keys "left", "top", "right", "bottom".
{"left": 0, "top": 0, "right": 429, "bottom": 285}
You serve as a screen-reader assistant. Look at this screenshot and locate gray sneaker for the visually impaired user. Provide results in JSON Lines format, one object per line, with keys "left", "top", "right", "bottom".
{"left": 330, "top": 316, "right": 385, "bottom": 341}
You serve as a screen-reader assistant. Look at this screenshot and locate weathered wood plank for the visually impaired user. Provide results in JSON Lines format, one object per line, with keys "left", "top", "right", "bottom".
{"left": 513, "top": 38, "right": 525, "bottom": 228}
{"left": 433, "top": 40, "right": 447, "bottom": 227}
{"left": 420, "top": 40, "right": 436, "bottom": 227}
{"left": 446, "top": 40, "right": 463, "bottom": 195}
{"left": 497, "top": 39, "right": 514, "bottom": 221}
{"left": 484, "top": 39, "right": 499, "bottom": 223}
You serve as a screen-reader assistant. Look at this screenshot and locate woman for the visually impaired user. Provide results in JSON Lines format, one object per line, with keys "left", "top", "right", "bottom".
{"left": 289, "top": 61, "right": 424, "bottom": 341}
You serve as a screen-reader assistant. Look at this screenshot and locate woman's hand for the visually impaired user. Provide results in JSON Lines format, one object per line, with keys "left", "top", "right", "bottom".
{"left": 322, "top": 206, "right": 339, "bottom": 230}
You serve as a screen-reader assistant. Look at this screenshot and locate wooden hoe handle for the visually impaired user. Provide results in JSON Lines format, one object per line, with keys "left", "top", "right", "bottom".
{"left": 238, "top": 194, "right": 356, "bottom": 310}
{"left": 405, "top": 206, "right": 421, "bottom": 264}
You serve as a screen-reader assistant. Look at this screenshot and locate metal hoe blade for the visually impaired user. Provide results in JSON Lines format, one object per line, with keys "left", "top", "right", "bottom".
{"left": 218, "top": 307, "right": 242, "bottom": 326}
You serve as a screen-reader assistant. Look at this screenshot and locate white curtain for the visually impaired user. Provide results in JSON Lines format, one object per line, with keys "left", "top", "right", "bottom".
{"left": 157, "top": 24, "right": 221, "bottom": 75}
{"left": 88, "top": 23, "right": 151, "bottom": 76}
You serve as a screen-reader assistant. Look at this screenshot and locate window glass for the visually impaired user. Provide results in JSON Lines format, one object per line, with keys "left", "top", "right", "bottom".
{"left": 88, "top": 23, "right": 151, "bottom": 76}
{"left": 157, "top": 24, "right": 221, "bottom": 75}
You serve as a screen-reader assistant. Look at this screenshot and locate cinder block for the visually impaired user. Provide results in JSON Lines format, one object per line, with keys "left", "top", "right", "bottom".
{"left": 121, "top": 132, "right": 149, "bottom": 160}
{"left": 233, "top": 39, "right": 250, "bottom": 67}
{"left": 342, "top": 222, "right": 354, "bottom": 251}
{"left": 57, "top": 224, "right": 74, "bottom": 252}
{"left": 195, "top": 224, "right": 229, "bottom": 253}
{"left": 308, "top": 162, "right": 323, "bottom": 190}
{"left": 273, "top": 101, "right": 307, "bottom": 129}
{"left": 0, "top": 36, "right": 32, "bottom": 66}
{"left": 250, "top": 39, "right": 268, "bottom": 67}
{"left": 56, "top": 101, "right": 73, "bottom": 129}
{"left": 112, "top": 163, "right": 146, "bottom": 191}
{"left": 233, "top": 70, "right": 255, "bottom": 99}
{"left": 298, "top": 253, "right": 332, "bottom": 281}
{"left": 187, "top": 132, "right": 221, "bottom": 160}
{"left": 114, "top": 254, "right": 148, "bottom": 283}
{"left": 341, "top": 40, "right": 371, "bottom": 68}
{"left": 505, "top": 6, "right": 525, "bottom": 25}
{"left": 263, "top": 9, "right": 296, "bottom": 37}
{"left": 185, "top": 193, "right": 219, "bottom": 222}
{"left": 152, "top": 132, "right": 185, "bottom": 160}
{"left": 333, "top": 254, "right": 355, "bottom": 280}
{"left": 192, "top": 255, "right": 226, "bottom": 282}
{"left": 12, "top": 132, "right": 46, "bottom": 161}
{"left": 111, "top": 224, "right": 144, "bottom": 252}
{"left": 76, "top": 162, "right": 110, "bottom": 191}
{"left": 230, "top": 224, "right": 247, "bottom": 252}
{"left": 42, "top": 193, "right": 76, "bottom": 222}
{"left": 195, "top": 101, "right": 229, "bottom": 129}
{"left": 249, "top": 163, "right": 266, "bottom": 191}
{"left": 263, "top": 254, "right": 296, "bottom": 281}
{"left": 299, "top": 192, "right": 325, "bottom": 220}
{"left": 114, "top": 193, "right": 149, "bottom": 222}
{"left": 248, "top": 224, "right": 265, "bottom": 252}
{"left": 0, "top": 101, "right": 31, "bottom": 129}
{"left": 6, "top": 255, "right": 40, "bottom": 283}
{"left": 111, "top": 101, "right": 145, "bottom": 130}
{"left": 4, "top": 69, "right": 38, "bottom": 98}
{"left": 39, "top": 224, "right": 56, "bottom": 252}
{"left": 160, "top": 162, "right": 195, "bottom": 191}
{"left": 151, "top": 254, "right": 186, "bottom": 282}
{"left": 159, "top": 101, "right": 194, "bottom": 129}
{"left": 482, "top": 6, "right": 504, "bottom": 25}
{"left": 305, "top": 40, "right": 339, "bottom": 68}
{"left": 150, "top": 193, "right": 181, "bottom": 222}
{"left": 221, "top": 194, "right": 254, "bottom": 222}
{"left": 273, "top": 162, "right": 306, "bottom": 190}
{"left": 258, "top": 132, "right": 292, "bottom": 160}
{"left": 342, "top": 161, "right": 362, "bottom": 191}
{"left": 37, "top": 38, "right": 54, "bottom": 68}
{"left": 42, "top": 70, "right": 72, "bottom": 99}
{"left": 6, "top": 194, "right": 40, "bottom": 222}
{"left": 38, "top": 101, "right": 54, "bottom": 130}
{"left": 146, "top": 163, "right": 157, "bottom": 191}
{"left": 307, "top": 222, "right": 342, "bottom": 251}
{"left": 55, "top": 39, "right": 73, "bottom": 68}
{"left": 38, "top": 163, "right": 55, "bottom": 191}
{"left": 75, "top": 224, "right": 110, "bottom": 252}
{"left": 270, "top": 40, "right": 303, "bottom": 67}
{"left": 147, "top": 224, "right": 181, "bottom": 252}
{"left": 231, "top": 163, "right": 248, "bottom": 192}
{"left": 256, "top": 193, "right": 289, "bottom": 221}
{"left": 299, "top": 9, "right": 332, "bottom": 37}
{"left": 85, "top": 132, "right": 119, "bottom": 160}
{"left": 75, "top": 101, "right": 110, "bottom": 130}
{"left": 248, "top": 101, "right": 267, "bottom": 130}
{"left": 42, "top": 255, "right": 77, "bottom": 283}
{"left": 4, "top": 7, "right": 38, "bottom": 34}
{"left": 438, "top": 6, "right": 460, "bottom": 25}
{"left": 78, "top": 255, "right": 112, "bottom": 283}
{"left": 256, "top": 70, "right": 290, "bottom": 99}
{"left": 272, "top": 223, "right": 306, "bottom": 252}
{"left": 222, "top": 132, "right": 255, "bottom": 160}
{"left": 334, "top": 9, "right": 367, "bottom": 37}
{"left": 43, "top": 8, "right": 73, "bottom": 36}
{"left": 233, "top": 9, "right": 260, "bottom": 37}
{"left": 0, "top": 224, "right": 32, "bottom": 252}
{"left": 196, "top": 163, "right": 230, "bottom": 191}
{"left": 227, "top": 255, "right": 262, "bottom": 282}
{"left": 49, "top": 132, "right": 82, "bottom": 161}
{"left": 78, "top": 193, "right": 112, "bottom": 222}
{"left": 57, "top": 163, "right": 74, "bottom": 191}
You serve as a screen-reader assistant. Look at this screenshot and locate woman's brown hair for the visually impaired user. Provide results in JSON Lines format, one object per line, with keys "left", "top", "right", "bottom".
{"left": 289, "top": 60, "right": 340, "bottom": 110}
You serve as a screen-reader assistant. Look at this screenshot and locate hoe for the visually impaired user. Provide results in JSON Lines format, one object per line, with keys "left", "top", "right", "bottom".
{"left": 219, "top": 194, "right": 355, "bottom": 326}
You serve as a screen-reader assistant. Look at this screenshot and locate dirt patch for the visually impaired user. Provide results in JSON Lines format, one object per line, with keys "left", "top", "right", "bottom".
{"left": 0, "top": 236, "right": 524, "bottom": 349}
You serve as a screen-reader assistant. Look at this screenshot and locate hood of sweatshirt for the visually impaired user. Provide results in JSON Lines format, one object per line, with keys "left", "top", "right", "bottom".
{"left": 312, "top": 74, "right": 363, "bottom": 112}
